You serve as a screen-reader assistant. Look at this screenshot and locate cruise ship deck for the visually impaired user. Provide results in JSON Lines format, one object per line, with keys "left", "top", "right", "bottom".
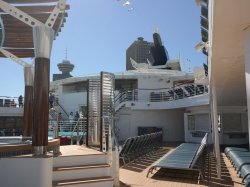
{"left": 1, "top": 0, "right": 250, "bottom": 186}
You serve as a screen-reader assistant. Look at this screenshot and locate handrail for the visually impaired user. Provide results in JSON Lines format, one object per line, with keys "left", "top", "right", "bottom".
{"left": 48, "top": 120, "right": 85, "bottom": 131}
{"left": 102, "top": 115, "right": 119, "bottom": 151}
{"left": 0, "top": 96, "right": 19, "bottom": 99}
{"left": 114, "top": 91, "right": 127, "bottom": 104}
{"left": 55, "top": 99, "right": 69, "bottom": 118}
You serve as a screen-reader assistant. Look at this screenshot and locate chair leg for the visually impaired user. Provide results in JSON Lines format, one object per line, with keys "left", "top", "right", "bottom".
{"left": 199, "top": 169, "right": 205, "bottom": 182}
{"left": 147, "top": 167, "right": 154, "bottom": 177}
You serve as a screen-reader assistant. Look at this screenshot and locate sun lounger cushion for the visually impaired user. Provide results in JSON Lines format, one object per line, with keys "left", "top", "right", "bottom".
{"left": 240, "top": 164, "right": 250, "bottom": 181}
{"left": 154, "top": 143, "right": 200, "bottom": 169}
{"left": 148, "top": 133, "right": 208, "bottom": 181}
{"left": 225, "top": 147, "right": 248, "bottom": 156}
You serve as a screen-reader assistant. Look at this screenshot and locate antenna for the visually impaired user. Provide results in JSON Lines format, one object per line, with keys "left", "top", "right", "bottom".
{"left": 179, "top": 52, "right": 182, "bottom": 70}
{"left": 153, "top": 27, "right": 159, "bottom": 33}
{"left": 65, "top": 48, "right": 67, "bottom": 59}
{"left": 186, "top": 59, "right": 191, "bottom": 73}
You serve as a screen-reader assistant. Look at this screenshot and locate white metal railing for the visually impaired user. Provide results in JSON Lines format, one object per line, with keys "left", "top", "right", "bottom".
{"left": 0, "top": 96, "right": 21, "bottom": 107}
{"left": 115, "top": 83, "right": 208, "bottom": 106}
{"left": 48, "top": 118, "right": 86, "bottom": 145}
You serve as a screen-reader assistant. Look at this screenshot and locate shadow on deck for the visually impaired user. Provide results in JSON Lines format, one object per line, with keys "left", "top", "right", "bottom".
{"left": 120, "top": 148, "right": 169, "bottom": 173}
{"left": 151, "top": 152, "right": 234, "bottom": 186}
{"left": 119, "top": 144, "right": 244, "bottom": 187}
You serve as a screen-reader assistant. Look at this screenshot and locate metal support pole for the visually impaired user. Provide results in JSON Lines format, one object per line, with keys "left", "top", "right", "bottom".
{"left": 112, "top": 147, "right": 120, "bottom": 187}
{"left": 23, "top": 66, "right": 34, "bottom": 136}
{"left": 53, "top": 111, "right": 59, "bottom": 139}
{"left": 211, "top": 86, "right": 221, "bottom": 178}
{"left": 77, "top": 124, "right": 80, "bottom": 145}
{"left": 100, "top": 74, "right": 104, "bottom": 152}
{"left": 244, "top": 27, "right": 250, "bottom": 150}
{"left": 32, "top": 26, "right": 54, "bottom": 156}
{"left": 86, "top": 80, "right": 89, "bottom": 147}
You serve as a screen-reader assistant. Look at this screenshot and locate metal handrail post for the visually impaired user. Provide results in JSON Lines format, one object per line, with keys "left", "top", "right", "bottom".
{"left": 77, "top": 124, "right": 80, "bottom": 145}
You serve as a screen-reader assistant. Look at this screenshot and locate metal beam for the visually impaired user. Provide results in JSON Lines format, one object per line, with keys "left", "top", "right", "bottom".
{"left": 0, "top": 0, "right": 66, "bottom": 29}
{"left": 45, "top": 0, "right": 66, "bottom": 28}
{"left": 0, "top": 48, "right": 31, "bottom": 67}
{"left": 0, "top": 0, "right": 43, "bottom": 27}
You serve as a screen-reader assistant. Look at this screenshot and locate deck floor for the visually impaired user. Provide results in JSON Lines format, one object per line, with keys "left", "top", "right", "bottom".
{"left": 59, "top": 145, "right": 104, "bottom": 156}
{"left": 58, "top": 144, "right": 244, "bottom": 186}
{"left": 119, "top": 144, "right": 244, "bottom": 187}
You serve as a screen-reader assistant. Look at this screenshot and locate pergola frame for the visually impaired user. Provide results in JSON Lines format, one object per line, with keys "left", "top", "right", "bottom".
{"left": 0, "top": 0, "right": 67, "bottom": 156}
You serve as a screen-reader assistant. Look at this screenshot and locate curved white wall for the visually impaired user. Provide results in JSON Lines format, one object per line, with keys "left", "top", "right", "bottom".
{"left": 0, "top": 157, "right": 53, "bottom": 187}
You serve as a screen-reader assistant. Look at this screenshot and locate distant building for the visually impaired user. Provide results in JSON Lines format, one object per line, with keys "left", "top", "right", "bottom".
{"left": 53, "top": 58, "right": 74, "bottom": 81}
{"left": 126, "top": 37, "right": 154, "bottom": 70}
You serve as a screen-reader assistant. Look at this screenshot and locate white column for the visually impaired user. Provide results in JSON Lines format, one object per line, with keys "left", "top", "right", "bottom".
{"left": 244, "top": 27, "right": 250, "bottom": 150}
{"left": 211, "top": 86, "right": 221, "bottom": 178}
{"left": 112, "top": 148, "right": 120, "bottom": 187}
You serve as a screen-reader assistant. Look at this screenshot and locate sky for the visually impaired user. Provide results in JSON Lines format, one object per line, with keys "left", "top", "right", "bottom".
{"left": 0, "top": 0, "right": 206, "bottom": 97}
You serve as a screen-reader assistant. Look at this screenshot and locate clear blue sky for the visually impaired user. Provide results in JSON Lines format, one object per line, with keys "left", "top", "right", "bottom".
{"left": 0, "top": 0, "right": 205, "bottom": 97}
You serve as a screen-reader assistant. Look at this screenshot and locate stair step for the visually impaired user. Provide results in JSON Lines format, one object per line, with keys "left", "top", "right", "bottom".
{"left": 53, "top": 163, "right": 111, "bottom": 181}
{"left": 53, "top": 154, "right": 107, "bottom": 167}
{"left": 53, "top": 176, "right": 113, "bottom": 187}
{"left": 53, "top": 163, "right": 110, "bottom": 171}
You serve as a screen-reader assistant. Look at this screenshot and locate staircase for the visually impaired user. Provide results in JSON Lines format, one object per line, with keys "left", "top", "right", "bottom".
{"left": 49, "top": 109, "right": 58, "bottom": 120}
{"left": 115, "top": 91, "right": 128, "bottom": 112}
{"left": 52, "top": 146, "right": 113, "bottom": 187}
{"left": 115, "top": 102, "right": 126, "bottom": 112}
{"left": 49, "top": 99, "right": 69, "bottom": 121}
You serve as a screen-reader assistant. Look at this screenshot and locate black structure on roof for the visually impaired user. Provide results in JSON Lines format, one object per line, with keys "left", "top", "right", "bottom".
{"left": 150, "top": 32, "right": 169, "bottom": 66}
